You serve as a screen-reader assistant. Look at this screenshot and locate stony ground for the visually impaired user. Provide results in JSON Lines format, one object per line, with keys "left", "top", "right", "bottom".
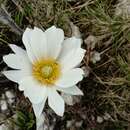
{"left": 0, "top": 0, "right": 130, "bottom": 130}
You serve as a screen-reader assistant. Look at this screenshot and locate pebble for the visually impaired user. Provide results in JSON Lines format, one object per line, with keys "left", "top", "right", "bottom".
{"left": 97, "top": 116, "right": 103, "bottom": 123}
{"left": 66, "top": 120, "right": 74, "bottom": 128}
{"left": 5, "top": 91, "right": 15, "bottom": 99}
{"left": 5, "top": 91, "right": 15, "bottom": 105}
{"left": 75, "top": 120, "right": 83, "bottom": 127}
{"left": 0, "top": 100, "right": 7, "bottom": 111}
{"left": 91, "top": 115, "right": 95, "bottom": 121}
{"left": 8, "top": 98, "right": 15, "bottom": 105}
{"left": 103, "top": 112, "right": 111, "bottom": 120}
{"left": 0, "top": 124, "right": 8, "bottom": 130}
{"left": 81, "top": 114, "right": 87, "bottom": 120}
{"left": 90, "top": 51, "right": 101, "bottom": 64}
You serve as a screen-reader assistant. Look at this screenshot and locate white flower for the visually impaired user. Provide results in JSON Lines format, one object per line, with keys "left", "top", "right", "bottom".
{"left": 2, "top": 26, "right": 86, "bottom": 117}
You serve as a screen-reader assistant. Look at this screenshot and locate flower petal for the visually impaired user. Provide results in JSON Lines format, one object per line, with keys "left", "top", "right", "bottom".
{"left": 3, "top": 54, "right": 23, "bottom": 69}
{"left": 2, "top": 70, "right": 24, "bottom": 83}
{"left": 32, "top": 95, "right": 47, "bottom": 118}
{"left": 58, "top": 37, "right": 81, "bottom": 59}
{"left": 36, "top": 113, "right": 45, "bottom": 130}
{"left": 2, "top": 70, "right": 31, "bottom": 91}
{"left": 57, "top": 85, "right": 83, "bottom": 95}
{"left": 55, "top": 68, "right": 84, "bottom": 88}
{"left": 59, "top": 47, "right": 86, "bottom": 72}
{"left": 45, "top": 26, "right": 64, "bottom": 59}
{"left": 9, "top": 44, "right": 31, "bottom": 71}
{"left": 22, "top": 28, "right": 36, "bottom": 62}
{"left": 30, "top": 27, "right": 47, "bottom": 59}
{"left": 48, "top": 88, "right": 64, "bottom": 116}
{"left": 19, "top": 76, "right": 47, "bottom": 104}
{"left": 22, "top": 27, "right": 47, "bottom": 62}
{"left": 9, "top": 44, "right": 26, "bottom": 55}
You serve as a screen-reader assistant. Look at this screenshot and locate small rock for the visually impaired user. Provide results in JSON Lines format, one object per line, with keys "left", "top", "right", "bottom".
{"left": 90, "top": 51, "right": 101, "bottom": 63}
{"left": 5, "top": 91, "right": 15, "bottom": 105}
{"left": 97, "top": 116, "right": 103, "bottom": 123}
{"left": 81, "top": 114, "right": 87, "bottom": 120}
{"left": 8, "top": 98, "right": 15, "bottom": 105}
{"left": 66, "top": 120, "right": 74, "bottom": 128}
{"left": 103, "top": 112, "right": 111, "bottom": 120}
{"left": 91, "top": 115, "right": 95, "bottom": 121}
{"left": 0, "top": 100, "right": 7, "bottom": 111}
{"left": 5, "top": 91, "right": 15, "bottom": 99}
{"left": 75, "top": 120, "right": 83, "bottom": 127}
{"left": 0, "top": 124, "right": 8, "bottom": 130}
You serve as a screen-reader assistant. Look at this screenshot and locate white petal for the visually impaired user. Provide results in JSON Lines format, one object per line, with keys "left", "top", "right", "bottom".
{"left": 58, "top": 37, "right": 81, "bottom": 59}
{"left": 32, "top": 96, "right": 47, "bottom": 118}
{"left": 3, "top": 53, "right": 32, "bottom": 73}
{"left": 45, "top": 26, "right": 64, "bottom": 59}
{"left": 30, "top": 27, "right": 47, "bottom": 59}
{"left": 36, "top": 113, "right": 45, "bottom": 130}
{"left": 2, "top": 70, "right": 24, "bottom": 83}
{"left": 59, "top": 47, "right": 86, "bottom": 72}
{"left": 22, "top": 28, "right": 36, "bottom": 62}
{"left": 56, "top": 68, "right": 84, "bottom": 88}
{"left": 22, "top": 27, "right": 47, "bottom": 62}
{"left": 2, "top": 70, "right": 32, "bottom": 91}
{"left": 48, "top": 88, "right": 64, "bottom": 116}
{"left": 9, "top": 44, "right": 26, "bottom": 55}
{"left": 9, "top": 44, "right": 32, "bottom": 71}
{"left": 57, "top": 85, "right": 83, "bottom": 95}
{"left": 19, "top": 76, "right": 47, "bottom": 104}
{"left": 3, "top": 54, "right": 22, "bottom": 69}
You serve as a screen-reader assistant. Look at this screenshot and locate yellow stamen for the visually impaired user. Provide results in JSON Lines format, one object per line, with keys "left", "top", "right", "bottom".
{"left": 32, "top": 58, "right": 61, "bottom": 86}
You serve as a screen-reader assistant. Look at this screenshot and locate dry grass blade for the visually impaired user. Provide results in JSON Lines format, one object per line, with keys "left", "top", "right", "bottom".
{"left": 0, "top": 4, "right": 23, "bottom": 35}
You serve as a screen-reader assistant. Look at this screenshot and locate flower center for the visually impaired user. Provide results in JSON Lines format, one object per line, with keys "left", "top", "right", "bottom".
{"left": 32, "top": 59, "right": 61, "bottom": 86}
{"left": 41, "top": 65, "right": 53, "bottom": 78}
